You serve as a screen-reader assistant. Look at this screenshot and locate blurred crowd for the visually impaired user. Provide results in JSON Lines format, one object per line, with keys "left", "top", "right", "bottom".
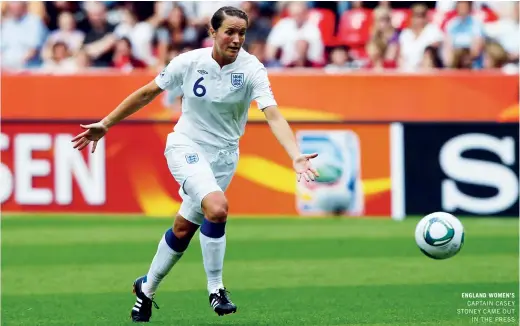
{"left": 1, "top": 1, "right": 518, "bottom": 74}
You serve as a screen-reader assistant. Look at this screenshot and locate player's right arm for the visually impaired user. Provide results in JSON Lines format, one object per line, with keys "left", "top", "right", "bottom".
{"left": 102, "top": 80, "right": 164, "bottom": 128}
{"left": 102, "top": 52, "right": 188, "bottom": 128}
{"left": 71, "top": 80, "right": 164, "bottom": 153}
{"left": 72, "top": 53, "right": 190, "bottom": 153}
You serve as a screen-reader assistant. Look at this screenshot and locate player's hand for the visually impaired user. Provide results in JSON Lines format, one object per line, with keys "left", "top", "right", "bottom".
{"left": 293, "top": 153, "right": 320, "bottom": 182}
{"left": 71, "top": 121, "right": 108, "bottom": 153}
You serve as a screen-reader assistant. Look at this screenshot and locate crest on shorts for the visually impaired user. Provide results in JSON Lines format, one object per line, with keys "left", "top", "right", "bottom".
{"left": 231, "top": 73, "right": 244, "bottom": 88}
{"left": 185, "top": 153, "right": 199, "bottom": 164}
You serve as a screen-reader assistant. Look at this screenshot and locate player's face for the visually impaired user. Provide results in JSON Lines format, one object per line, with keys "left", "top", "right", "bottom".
{"left": 215, "top": 16, "right": 247, "bottom": 60}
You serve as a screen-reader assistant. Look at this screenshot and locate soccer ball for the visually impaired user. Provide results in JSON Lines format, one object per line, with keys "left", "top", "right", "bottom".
{"left": 415, "top": 212, "right": 464, "bottom": 260}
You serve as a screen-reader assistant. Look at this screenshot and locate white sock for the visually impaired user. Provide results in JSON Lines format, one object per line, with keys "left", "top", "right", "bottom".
{"left": 142, "top": 235, "right": 183, "bottom": 298}
{"left": 200, "top": 232, "right": 226, "bottom": 294}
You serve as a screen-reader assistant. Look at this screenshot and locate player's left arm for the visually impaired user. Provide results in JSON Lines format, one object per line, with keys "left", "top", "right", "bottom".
{"left": 262, "top": 106, "right": 299, "bottom": 160}
{"left": 250, "top": 66, "right": 319, "bottom": 182}
{"left": 262, "top": 106, "right": 319, "bottom": 182}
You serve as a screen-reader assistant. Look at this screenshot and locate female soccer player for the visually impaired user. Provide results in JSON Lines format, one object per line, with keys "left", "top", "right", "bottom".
{"left": 72, "top": 6, "right": 319, "bottom": 322}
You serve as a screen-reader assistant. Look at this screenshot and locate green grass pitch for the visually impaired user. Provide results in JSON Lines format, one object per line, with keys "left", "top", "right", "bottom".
{"left": 2, "top": 214, "right": 518, "bottom": 325}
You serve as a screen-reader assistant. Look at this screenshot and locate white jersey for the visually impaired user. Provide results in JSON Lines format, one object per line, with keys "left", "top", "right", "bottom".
{"left": 155, "top": 47, "right": 277, "bottom": 148}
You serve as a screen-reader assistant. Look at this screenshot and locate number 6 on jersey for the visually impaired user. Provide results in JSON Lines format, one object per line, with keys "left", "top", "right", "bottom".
{"left": 193, "top": 77, "right": 207, "bottom": 97}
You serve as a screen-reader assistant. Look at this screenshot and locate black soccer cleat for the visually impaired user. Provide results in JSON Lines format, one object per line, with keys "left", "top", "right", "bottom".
{"left": 209, "top": 288, "right": 237, "bottom": 316}
{"left": 131, "top": 276, "right": 159, "bottom": 323}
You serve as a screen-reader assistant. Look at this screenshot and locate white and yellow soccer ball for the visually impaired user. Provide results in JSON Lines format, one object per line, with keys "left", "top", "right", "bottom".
{"left": 415, "top": 212, "right": 465, "bottom": 260}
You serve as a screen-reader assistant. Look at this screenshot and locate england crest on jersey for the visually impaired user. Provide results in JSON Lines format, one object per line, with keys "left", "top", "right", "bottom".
{"left": 185, "top": 153, "right": 199, "bottom": 164}
{"left": 231, "top": 73, "right": 244, "bottom": 88}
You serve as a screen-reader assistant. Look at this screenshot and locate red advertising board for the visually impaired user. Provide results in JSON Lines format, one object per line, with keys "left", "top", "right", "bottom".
{"left": 1, "top": 122, "right": 391, "bottom": 217}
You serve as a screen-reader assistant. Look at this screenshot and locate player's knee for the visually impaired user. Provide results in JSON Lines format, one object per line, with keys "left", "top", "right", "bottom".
{"left": 202, "top": 192, "right": 228, "bottom": 223}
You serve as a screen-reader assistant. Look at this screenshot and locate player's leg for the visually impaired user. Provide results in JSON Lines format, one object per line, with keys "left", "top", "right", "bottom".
{"left": 200, "top": 191, "right": 228, "bottom": 292}
{"left": 141, "top": 211, "right": 200, "bottom": 297}
{"left": 198, "top": 149, "right": 240, "bottom": 316}
{"left": 131, "top": 208, "right": 201, "bottom": 323}
{"left": 199, "top": 191, "right": 237, "bottom": 316}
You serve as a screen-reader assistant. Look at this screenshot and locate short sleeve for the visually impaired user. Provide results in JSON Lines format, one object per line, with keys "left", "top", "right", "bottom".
{"left": 154, "top": 53, "right": 190, "bottom": 91}
{"left": 471, "top": 20, "right": 484, "bottom": 38}
{"left": 429, "top": 24, "right": 444, "bottom": 44}
{"left": 250, "top": 67, "right": 277, "bottom": 110}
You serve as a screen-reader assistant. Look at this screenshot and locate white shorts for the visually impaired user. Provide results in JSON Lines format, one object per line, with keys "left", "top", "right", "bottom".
{"left": 164, "top": 132, "right": 239, "bottom": 225}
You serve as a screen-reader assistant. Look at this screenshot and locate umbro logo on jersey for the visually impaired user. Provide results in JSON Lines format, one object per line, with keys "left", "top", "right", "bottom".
{"left": 159, "top": 68, "right": 171, "bottom": 86}
{"left": 197, "top": 69, "right": 208, "bottom": 75}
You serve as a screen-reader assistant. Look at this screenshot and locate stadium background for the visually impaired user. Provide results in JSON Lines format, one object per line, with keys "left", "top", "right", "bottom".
{"left": 1, "top": 1, "right": 519, "bottom": 325}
